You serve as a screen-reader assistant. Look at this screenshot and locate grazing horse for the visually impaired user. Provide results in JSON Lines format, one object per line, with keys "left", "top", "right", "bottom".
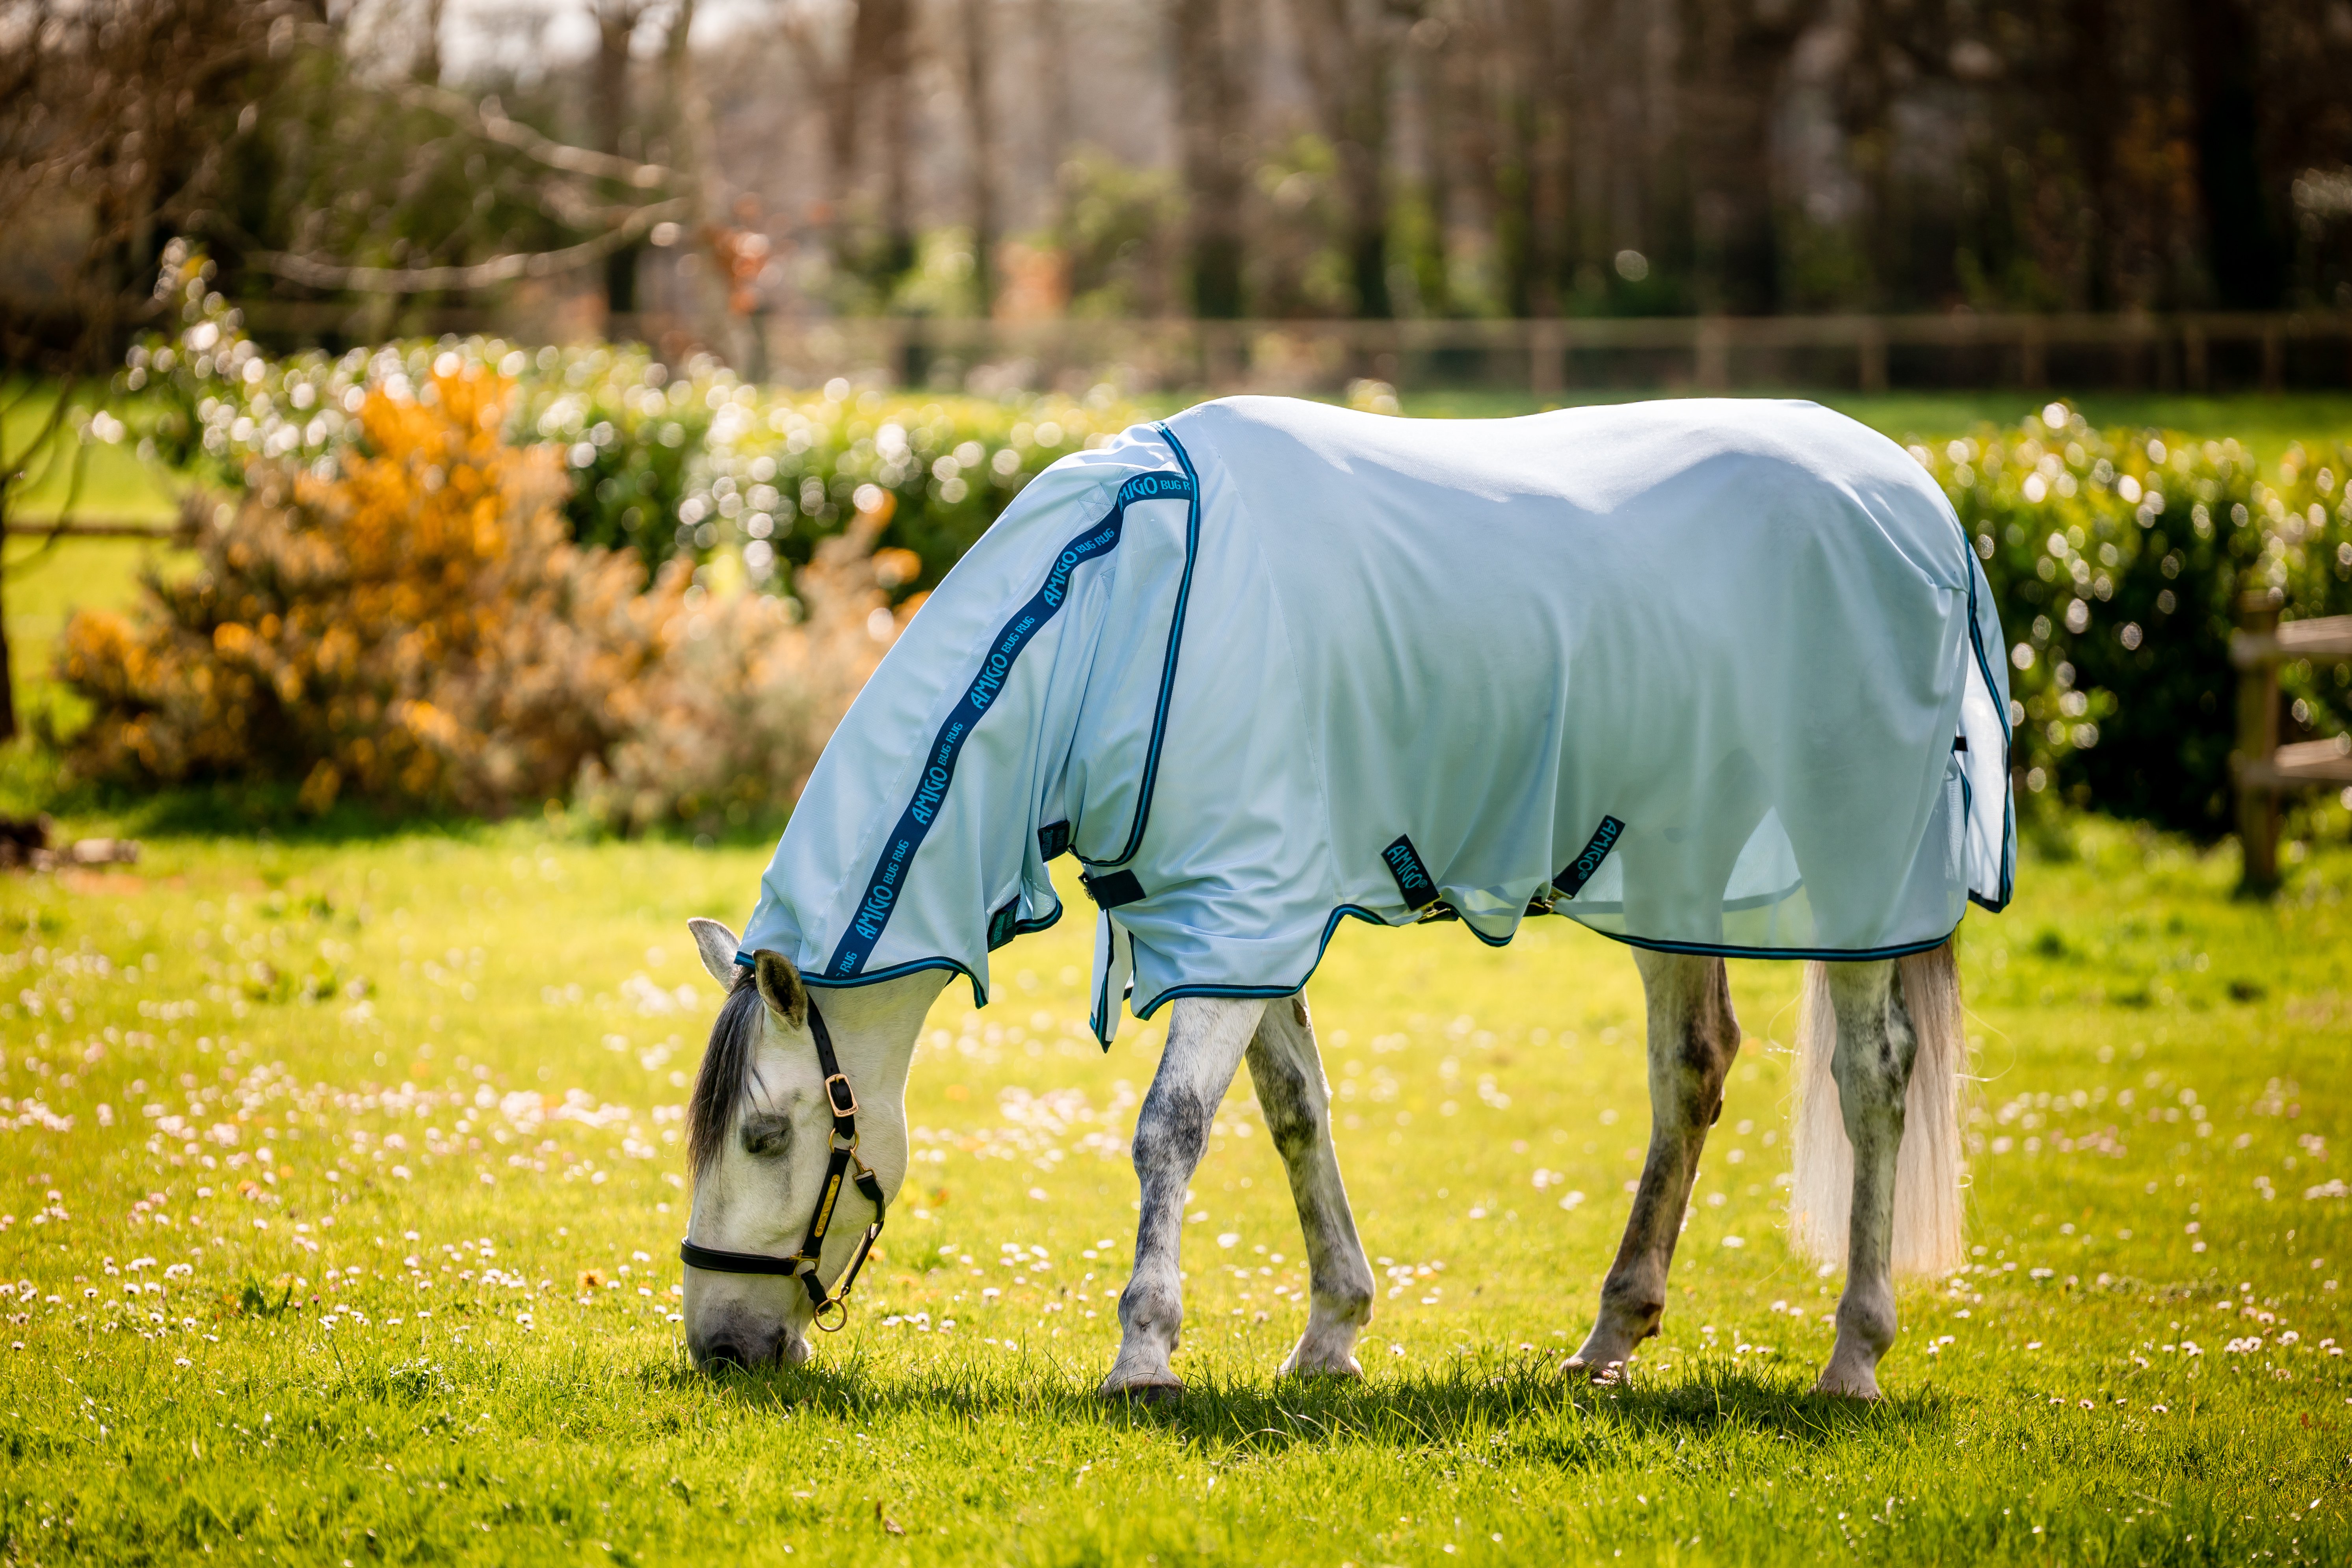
{"left": 678, "top": 396, "right": 2013, "bottom": 1400}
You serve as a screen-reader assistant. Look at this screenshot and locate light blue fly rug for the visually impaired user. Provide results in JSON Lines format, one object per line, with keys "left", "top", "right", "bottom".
{"left": 736, "top": 395, "right": 2014, "bottom": 1040}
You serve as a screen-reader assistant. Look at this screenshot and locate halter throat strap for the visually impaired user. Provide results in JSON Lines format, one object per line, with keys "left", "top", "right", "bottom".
{"left": 678, "top": 994, "right": 888, "bottom": 1332}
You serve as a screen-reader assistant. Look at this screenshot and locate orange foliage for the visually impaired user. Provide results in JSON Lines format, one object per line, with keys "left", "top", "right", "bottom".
{"left": 59, "top": 368, "right": 670, "bottom": 815}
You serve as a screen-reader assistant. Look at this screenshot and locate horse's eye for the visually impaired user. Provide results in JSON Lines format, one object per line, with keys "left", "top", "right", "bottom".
{"left": 740, "top": 1113, "right": 793, "bottom": 1159}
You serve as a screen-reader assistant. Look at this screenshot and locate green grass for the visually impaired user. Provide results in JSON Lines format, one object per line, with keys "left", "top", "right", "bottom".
{"left": 0, "top": 817, "right": 2345, "bottom": 1563}
{"left": 0, "top": 384, "right": 181, "bottom": 526}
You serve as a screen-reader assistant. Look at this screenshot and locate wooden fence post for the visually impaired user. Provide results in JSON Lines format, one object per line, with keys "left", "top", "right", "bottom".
{"left": 1694, "top": 318, "right": 1729, "bottom": 390}
{"left": 1529, "top": 319, "right": 1564, "bottom": 397}
{"left": 1857, "top": 318, "right": 1887, "bottom": 392}
{"left": 2233, "top": 591, "right": 2283, "bottom": 897}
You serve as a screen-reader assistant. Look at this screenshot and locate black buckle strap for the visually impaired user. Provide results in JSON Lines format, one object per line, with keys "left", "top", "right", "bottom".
{"left": 1080, "top": 868, "right": 1146, "bottom": 908}
{"left": 679, "top": 995, "right": 886, "bottom": 1333}
{"left": 679, "top": 1237, "right": 803, "bottom": 1276}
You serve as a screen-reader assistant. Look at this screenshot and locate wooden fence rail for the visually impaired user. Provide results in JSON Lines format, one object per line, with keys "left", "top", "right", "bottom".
{"left": 2232, "top": 595, "right": 2352, "bottom": 894}
{"left": 2, "top": 519, "right": 187, "bottom": 540}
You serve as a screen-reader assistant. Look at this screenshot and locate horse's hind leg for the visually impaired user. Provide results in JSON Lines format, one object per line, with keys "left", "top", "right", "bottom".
{"left": 1246, "top": 992, "right": 1376, "bottom": 1377}
{"left": 1100, "top": 995, "right": 1268, "bottom": 1401}
{"left": 1565, "top": 950, "right": 1741, "bottom": 1381}
{"left": 1813, "top": 959, "right": 1915, "bottom": 1399}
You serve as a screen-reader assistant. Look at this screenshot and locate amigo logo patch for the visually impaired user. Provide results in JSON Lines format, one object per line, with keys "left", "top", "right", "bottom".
{"left": 1553, "top": 815, "right": 1626, "bottom": 898}
{"left": 1381, "top": 834, "right": 1442, "bottom": 910}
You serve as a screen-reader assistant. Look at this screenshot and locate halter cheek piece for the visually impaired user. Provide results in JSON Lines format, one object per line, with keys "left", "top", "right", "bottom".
{"left": 678, "top": 997, "right": 886, "bottom": 1333}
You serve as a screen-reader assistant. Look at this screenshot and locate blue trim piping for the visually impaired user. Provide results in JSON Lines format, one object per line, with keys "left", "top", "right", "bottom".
{"left": 1127, "top": 901, "right": 1967, "bottom": 1025}
{"left": 1094, "top": 422, "right": 1203, "bottom": 869}
{"left": 818, "top": 469, "right": 1192, "bottom": 981}
{"left": 1961, "top": 528, "right": 2017, "bottom": 912}
{"left": 736, "top": 949, "right": 991, "bottom": 1008}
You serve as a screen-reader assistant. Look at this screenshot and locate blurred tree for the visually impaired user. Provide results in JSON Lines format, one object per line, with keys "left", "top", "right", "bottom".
{"left": 1172, "top": 0, "right": 1253, "bottom": 318}
{"left": 413, "top": 0, "right": 446, "bottom": 84}
{"left": 0, "top": 0, "right": 290, "bottom": 743}
{"left": 593, "top": 0, "right": 656, "bottom": 317}
{"left": 1292, "top": 0, "right": 1406, "bottom": 318}
{"left": 1029, "top": 0, "right": 1075, "bottom": 236}
{"left": 961, "top": 0, "right": 1001, "bottom": 312}
{"left": 778, "top": 0, "right": 917, "bottom": 298}
{"left": 2190, "top": 0, "right": 2286, "bottom": 308}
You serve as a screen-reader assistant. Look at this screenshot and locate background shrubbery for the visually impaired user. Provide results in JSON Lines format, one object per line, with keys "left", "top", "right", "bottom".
{"left": 60, "top": 363, "right": 908, "bottom": 833}
{"left": 58, "top": 259, "right": 2352, "bottom": 841}
{"left": 134, "top": 251, "right": 1147, "bottom": 594}
{"left": 1913, "top": 407, "right": 2352, "bottom": 837}
{"left": 60, "top": 251, "right": 1152, "bottom": 833}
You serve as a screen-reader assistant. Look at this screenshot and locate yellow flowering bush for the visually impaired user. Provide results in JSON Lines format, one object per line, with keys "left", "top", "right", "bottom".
{"left": 59, "top": 364, "right": 915, "bottom": 830}
{"left": 58, "top": 368, "right": 667, "bottom": 815}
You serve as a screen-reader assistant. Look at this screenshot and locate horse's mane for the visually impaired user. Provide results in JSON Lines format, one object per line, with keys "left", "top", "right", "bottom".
{"left": 687, "top": 967, "right": 762, "bottom": 1181}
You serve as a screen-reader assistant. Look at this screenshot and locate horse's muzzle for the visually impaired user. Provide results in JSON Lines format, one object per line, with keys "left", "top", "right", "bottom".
{"left": 687, "top": 1313, "right": 810, "bottom": 1373}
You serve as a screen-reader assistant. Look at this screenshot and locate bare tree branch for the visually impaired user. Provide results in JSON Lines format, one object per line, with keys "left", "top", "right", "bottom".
{"left": 385, "top": 76, "right": 679, "bottom": 191}
{"left": 251, "top": 196, "right": 691, "bottom": 292}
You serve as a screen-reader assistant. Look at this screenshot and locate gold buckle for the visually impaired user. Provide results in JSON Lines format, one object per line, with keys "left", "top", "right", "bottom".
{"left": 812, "top": 1296, "right": 849, "bottom": 1333}
{"left": 823, "top": 1073, "right": 859, "bottom": 1118}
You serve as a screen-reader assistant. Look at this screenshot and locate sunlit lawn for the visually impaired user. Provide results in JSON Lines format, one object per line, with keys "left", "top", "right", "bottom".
{"left": 0, "top": 384, "right": 181, "bottom": 527}
{"left": 0, "top": 813, "right": 2345, "bottom": 1564}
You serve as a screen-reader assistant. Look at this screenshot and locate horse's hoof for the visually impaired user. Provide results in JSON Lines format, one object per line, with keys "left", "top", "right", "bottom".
{"left": 1560, "top": 1355, "right": 1628, "bottom": 1386}
{"left": 1811, "top": 1366, "right": 1882, "bottom": 1401}
{"left": 1098, "top": 1378, "right": 1184, "bottom": 1405}
{"left": 1277, "top": 1354, "right": 1363, "bottom": 1379}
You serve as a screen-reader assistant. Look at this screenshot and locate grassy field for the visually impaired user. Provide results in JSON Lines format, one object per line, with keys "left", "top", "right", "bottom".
{"left": 0, "top": 816, "right": 2344, "bottom": 1564}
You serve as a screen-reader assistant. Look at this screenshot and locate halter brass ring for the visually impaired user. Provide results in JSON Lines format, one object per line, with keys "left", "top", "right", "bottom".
{"left": 812, "top": 1297, "right": 849, "bottom": 1334}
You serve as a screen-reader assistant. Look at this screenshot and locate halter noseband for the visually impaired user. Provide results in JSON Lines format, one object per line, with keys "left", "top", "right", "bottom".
{"left": 678, "top": 996, "right": 886, "bottom": 1333}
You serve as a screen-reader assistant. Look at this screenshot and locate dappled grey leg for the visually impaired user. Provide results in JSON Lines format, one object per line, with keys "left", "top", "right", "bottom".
{"left": 1815, "top": 960, "right": 1915, "bottom": 1400}
{"left": 1566, "top": 950, "right": 1741, "bottom": 1381}
{"left": 1099, "top": 996, "right": 1268, "bottom": 1400}
{"left": 1245, "top": 992, "right": 1376, "bottom": 1377}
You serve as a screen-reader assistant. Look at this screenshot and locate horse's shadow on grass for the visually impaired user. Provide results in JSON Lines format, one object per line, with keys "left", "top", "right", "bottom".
{"left": 650, "top": 1353, "right": 1952, "bottom": 1459}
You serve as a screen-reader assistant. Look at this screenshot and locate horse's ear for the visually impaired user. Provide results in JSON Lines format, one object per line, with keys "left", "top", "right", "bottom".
{"left": 686, "top": 918, "right": 742, "bottom": 987}
{"left": 753, "top": 950, "right": 808, "bottom": 1029}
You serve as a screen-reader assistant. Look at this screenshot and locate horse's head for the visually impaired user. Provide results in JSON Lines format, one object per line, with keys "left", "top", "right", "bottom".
{"left": 677, "top": 917, "right": 938, "bottom": 1372}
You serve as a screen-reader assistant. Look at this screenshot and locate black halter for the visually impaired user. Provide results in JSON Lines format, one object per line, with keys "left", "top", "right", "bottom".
{"left": 678, "top": 997, "right": 887, "bottom": 1332}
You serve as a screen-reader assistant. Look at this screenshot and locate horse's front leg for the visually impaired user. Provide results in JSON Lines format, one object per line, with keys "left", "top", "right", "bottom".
{"left": 1099, "top": 995, "right": 1269, "bottom": 1401}
{"left": 1245, "top": 992, "right": 1375, "bottom": 1377}
{"left": 1566, "top": 950, "right": 1741, "bottom": 1381}
{"left": 1815, "top": 959, "right": 1914, "bottom": 1399}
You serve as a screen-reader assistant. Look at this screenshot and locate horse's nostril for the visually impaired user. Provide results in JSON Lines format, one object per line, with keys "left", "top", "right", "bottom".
{"left": 701, "top": 1337, "right": 749, "bottom": 1371}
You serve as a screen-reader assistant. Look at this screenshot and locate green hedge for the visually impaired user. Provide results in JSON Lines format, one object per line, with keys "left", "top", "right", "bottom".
{"left": 1911, "top": 405, "right": 2352, "bottom": 836}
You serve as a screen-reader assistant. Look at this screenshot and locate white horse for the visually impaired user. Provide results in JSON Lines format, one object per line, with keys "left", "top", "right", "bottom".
{"left": 677, "top": 927, "right": 1965, "bottom": 1399}
{"left": 677, "top": 396, "right": 2007, "bottom": 1401}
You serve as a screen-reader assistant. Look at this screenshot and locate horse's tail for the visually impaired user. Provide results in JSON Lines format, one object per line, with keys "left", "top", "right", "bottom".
{"left": 1787, "top": 940, "right": 1968, "bottom": 1277}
